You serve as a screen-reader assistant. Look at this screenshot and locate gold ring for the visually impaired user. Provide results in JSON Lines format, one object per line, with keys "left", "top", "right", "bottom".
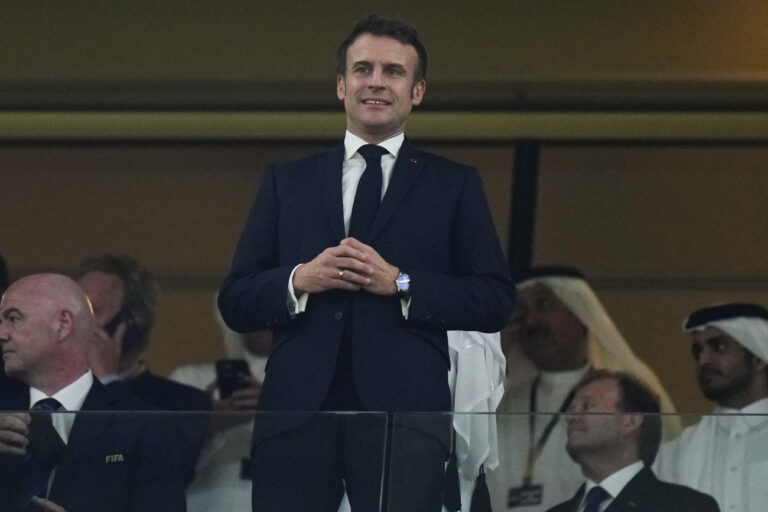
{"left": 338, "top": 269, "right": 345, "bottom": 279}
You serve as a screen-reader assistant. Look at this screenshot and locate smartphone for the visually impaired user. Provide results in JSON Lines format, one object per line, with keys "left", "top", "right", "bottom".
{"left": 216, "top": 359, "right": 251, "bottom": 399}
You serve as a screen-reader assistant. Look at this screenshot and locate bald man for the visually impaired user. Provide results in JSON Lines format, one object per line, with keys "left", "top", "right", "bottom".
{"left": 0, "top": 274, "right": 186, "bottom": 512}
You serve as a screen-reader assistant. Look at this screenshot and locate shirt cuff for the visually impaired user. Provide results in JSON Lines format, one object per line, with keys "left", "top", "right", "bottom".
{"left": 287, "top": 264, "right": 309, "bottom": 316}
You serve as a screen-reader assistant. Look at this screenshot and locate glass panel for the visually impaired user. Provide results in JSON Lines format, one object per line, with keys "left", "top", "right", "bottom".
{"left": 0, "top": 410, "right": 388, "bottom": 512}
{"left": 391, "top": 411, "right": 767, "bottom": 512}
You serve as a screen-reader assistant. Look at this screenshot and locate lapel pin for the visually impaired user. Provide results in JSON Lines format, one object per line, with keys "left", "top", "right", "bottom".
{"left": 410, "top": 158, "right": 418, "bottom": 163}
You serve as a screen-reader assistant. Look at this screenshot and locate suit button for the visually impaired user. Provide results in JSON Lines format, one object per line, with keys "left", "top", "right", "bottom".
{"left": 334, "top": 311, "right": 344, "bottom": 320}
{"left": 425, "top": 314, "right": 432, "bottom": 320}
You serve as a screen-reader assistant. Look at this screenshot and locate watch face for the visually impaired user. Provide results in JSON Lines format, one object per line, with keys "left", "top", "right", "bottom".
{"left": 396, "top": 273, "right": 410, "bottom": 292}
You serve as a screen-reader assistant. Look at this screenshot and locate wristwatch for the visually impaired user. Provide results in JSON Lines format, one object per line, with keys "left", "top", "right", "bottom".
{"left": 395, "top": 272, "right": 411, "bottom": 295}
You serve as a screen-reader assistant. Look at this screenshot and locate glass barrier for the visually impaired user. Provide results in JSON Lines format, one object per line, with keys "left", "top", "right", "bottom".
{"left": 0, "top": 410, "right": 388, "bottom": 512}
{"left": 392, "top": 411, "right": 768, "bottom": 512}
{"left": 4, "top": 409, "right": 766, "bottom": 512}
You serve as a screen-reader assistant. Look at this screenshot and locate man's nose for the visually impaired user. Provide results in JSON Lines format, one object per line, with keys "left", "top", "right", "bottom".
{"left": 367, "top": 67, "right": 384, "bottom": 87}
{"left": 696, "top": 347, "right": 714, "bottom": 366}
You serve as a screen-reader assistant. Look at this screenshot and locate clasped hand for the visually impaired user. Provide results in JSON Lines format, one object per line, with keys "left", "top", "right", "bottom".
{"left": 293, "top": 237, "right": 398, "bottom": 296}
{"left": 0, "top": 412, "right": 30, "bottom": 456}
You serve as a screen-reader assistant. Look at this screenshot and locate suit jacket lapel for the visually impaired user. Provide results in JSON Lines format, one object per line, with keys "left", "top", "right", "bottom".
{"left": 320, "top": 141, "right": 346, "bottom": 242}
{"left": 0, "top": 385, "right": 30, "bottom": 410}
{"left": 54, "top": 382, "right": 116, "bottom": 478}
{"left": 567, "top": 484, "right": 586, "bottom": 512}
{"left": 605, "top": 466, "right": 654, "bottom": 512}
{"left": 368, "top": 138, "right": 424, "bottom": 241}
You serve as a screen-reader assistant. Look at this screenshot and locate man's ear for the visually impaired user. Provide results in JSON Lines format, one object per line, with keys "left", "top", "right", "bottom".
{"left": 622, "top": 413, "right": 643, "bottom": 436}
{"left": 410, "top": 80, "right": 426, "bottom": 106}
{"left": 337, "top": 75, "right": 346, "bottom": 101}
{"left": 57, "top": 310, "right": 75, "bottom": 342}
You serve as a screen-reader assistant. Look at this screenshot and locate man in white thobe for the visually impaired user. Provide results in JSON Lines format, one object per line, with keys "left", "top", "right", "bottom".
{"left": 655, "top": 302, "right": 768, "bottom": 512}
{"left": 488, "top": 266, "right": 680, "bottom": 512}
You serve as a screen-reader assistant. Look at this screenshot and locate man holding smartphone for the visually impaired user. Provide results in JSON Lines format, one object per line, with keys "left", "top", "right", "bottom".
{"left": 75, "top": 254, "right": 211, "bottom": 484}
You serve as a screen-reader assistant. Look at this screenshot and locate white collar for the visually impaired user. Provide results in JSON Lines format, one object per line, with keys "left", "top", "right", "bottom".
{"left": 713, "top": 396, "right": 768, "bottom": 429}
{"left": 583, "top": 460, "right": 644, "bottom": 506}
{"left": 343, "top": 131, "right": 404, "bottom": 161}
{"left": 29, "top": 370, "right": 93, "bottom": 412}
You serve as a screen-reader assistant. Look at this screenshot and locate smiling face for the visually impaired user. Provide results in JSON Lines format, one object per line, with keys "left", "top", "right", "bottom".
{"left": 337, "top": 33, "right": 425, "bottom": 143}
{"left": 512, "top": 283, "right": 588, "bottom": 371}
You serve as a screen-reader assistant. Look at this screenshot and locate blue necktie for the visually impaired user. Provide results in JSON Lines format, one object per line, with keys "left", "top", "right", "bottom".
{"left": 18, "top": 398, "right": 65, "bottom": 511}
{"left": 583, "top": 486, "right": 610, "bottom": 512}
{"left": 349, "top": 144, "right": 387, "bottom": 241}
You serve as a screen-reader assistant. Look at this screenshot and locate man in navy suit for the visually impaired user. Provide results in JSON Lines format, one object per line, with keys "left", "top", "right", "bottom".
{"left": 0, "top": 273, "right": 186, "bottom": 512}
{"left": 218, "top": 14, "right": 514, "bottom": 512}
{"left": 545, "top": 369, "right": 719, "bottom": 512}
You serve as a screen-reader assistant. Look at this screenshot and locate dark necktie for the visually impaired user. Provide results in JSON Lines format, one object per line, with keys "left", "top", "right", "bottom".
{"left": 18, "top": 398, "right": 65, "bottom": 511}
{"left": 349, "top": 144, "right": 387, "bottom": 240}
{"left": 583, "top": 485, "right": 610, "bottom": 512}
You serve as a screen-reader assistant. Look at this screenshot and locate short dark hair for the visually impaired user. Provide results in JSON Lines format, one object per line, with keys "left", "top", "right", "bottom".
{"left": 75, "top": 254, "right": 158, "bottom": 355}
{"left": 335, "top": 14, "right": 428, "bottom": 84}
{"left": 574, "top": 369, "right": 662, "bottom": 466}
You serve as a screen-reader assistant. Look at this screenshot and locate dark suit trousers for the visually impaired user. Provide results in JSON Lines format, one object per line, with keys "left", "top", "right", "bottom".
{"left": 251, "top": 324, "right": 447, "bottom": 512}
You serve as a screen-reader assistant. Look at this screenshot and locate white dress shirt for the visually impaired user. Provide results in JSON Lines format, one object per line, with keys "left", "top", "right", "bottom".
{"left": 29, "top": 369, "right": 93, "bottom": 443}
{"left": 287, "top": 131, "right": 405, "bottom": 316}
{"left": 579, "top": 461, "right": 643, "bottom": 512}
{"left": 28, "top": 370, "right": 93, "bottom": 496}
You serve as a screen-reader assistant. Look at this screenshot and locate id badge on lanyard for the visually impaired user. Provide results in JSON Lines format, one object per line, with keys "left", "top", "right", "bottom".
{"left": 507, "top": 376, "right": 575, "bottom": 509}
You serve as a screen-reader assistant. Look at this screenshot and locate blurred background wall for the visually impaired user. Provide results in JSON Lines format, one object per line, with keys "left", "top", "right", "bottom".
{"left": 2, "top": 0, "right": 768, "bottom": 413}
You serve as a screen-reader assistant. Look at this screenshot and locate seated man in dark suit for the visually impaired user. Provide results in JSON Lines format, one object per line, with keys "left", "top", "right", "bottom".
{"left": 0, "top": 273, "right": 186, "bottom": 512}
{"left": 75, "top": 254, "right": 211, "bottom": 483}
{"left": 546, "top": 369, "right": 719, "bottom": 512}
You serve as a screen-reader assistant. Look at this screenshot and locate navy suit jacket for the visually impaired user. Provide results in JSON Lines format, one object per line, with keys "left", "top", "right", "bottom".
{"left": 0, "top": 380, "right": 186, "bottom": 512}
{"left": 546, "top": 467, "right": 720, "bottom": 512}
{"left": 219, "top": 139, "right": 514, "bottom": 416}
{"left": 107, "top": 370, "right": 212, "bottom": 486}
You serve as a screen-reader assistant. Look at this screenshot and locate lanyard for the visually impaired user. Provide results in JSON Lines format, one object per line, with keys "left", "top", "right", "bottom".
{"left": 522, "top": 375, "right": 575, "bottom": 485}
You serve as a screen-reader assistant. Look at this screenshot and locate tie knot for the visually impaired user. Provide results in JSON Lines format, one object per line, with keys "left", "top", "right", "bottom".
{"left": 583, "top": 486, "right": 610, "bottom": 512}
{"left": 32, "top": 398, "right": 63, "bottom": 411}
{"left": 357, "top": 144, "right": 387, "bottom": 165}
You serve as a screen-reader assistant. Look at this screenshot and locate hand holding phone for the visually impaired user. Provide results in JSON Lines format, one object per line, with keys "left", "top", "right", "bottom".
{"left": 215, "top": 359, "right": 252, "bottom": 399}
